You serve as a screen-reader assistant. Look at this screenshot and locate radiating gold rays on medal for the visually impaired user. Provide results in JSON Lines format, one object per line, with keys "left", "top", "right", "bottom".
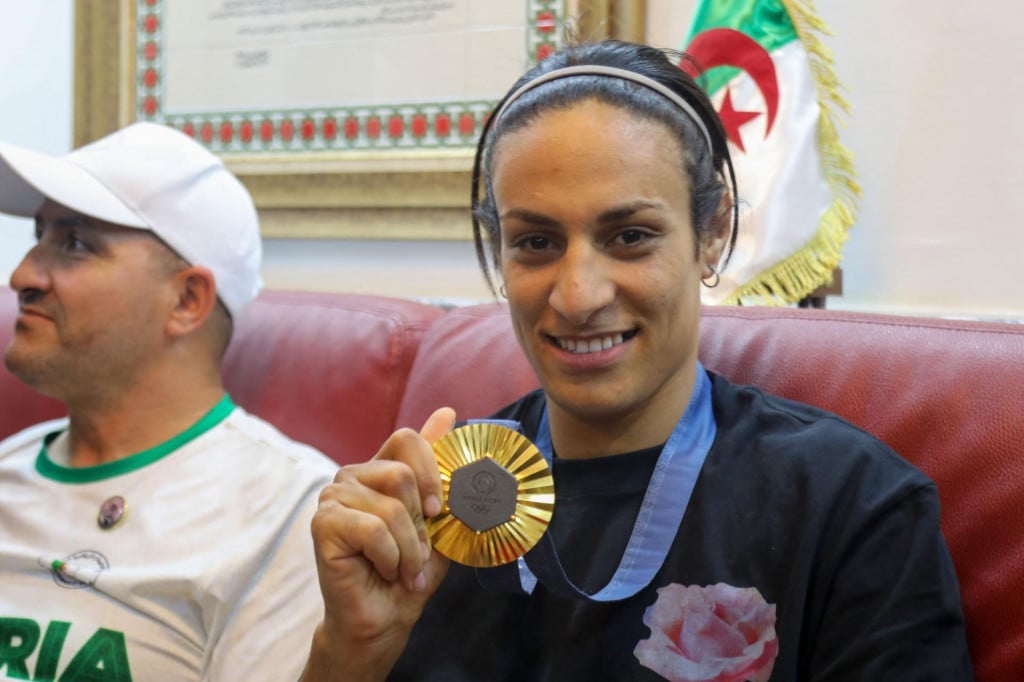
{"left": 428, "top": 423, "right": 555, "bottom": 567}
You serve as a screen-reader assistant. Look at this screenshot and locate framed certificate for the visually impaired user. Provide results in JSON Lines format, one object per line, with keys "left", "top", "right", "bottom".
{"left": 75, "top": 0, "right": 645, "bottom": 238}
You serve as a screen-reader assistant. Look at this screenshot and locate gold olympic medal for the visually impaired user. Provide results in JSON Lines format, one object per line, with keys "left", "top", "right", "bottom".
{"left": 427, "top": 423, "right": 555, "bottom": 568}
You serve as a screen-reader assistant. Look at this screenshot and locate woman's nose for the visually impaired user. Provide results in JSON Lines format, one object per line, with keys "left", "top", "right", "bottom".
{"left": 548, "top": 244, "right": 615, "bottom": 326}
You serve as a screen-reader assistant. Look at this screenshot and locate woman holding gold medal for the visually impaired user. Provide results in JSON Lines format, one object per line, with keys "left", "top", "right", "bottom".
{"left": 301, "top": 41, "right": 971, "bottom": 681}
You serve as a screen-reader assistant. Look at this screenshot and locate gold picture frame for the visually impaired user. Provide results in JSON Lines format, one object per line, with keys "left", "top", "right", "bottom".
{"left": 74, "top": 1, "right": 645, "bottom": 239}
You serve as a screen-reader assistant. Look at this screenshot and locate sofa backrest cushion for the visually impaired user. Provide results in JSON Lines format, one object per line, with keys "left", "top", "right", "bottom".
{"left": 224, "top": 290, "right": 443, "bottom": 466}
{"left": 396, "top": 302, "right": 539, "bottom": 429}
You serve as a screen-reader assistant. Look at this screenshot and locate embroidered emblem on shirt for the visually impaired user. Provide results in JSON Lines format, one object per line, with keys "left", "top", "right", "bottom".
{"left": 43, "top": 550, "right": 110, "bottom": 589}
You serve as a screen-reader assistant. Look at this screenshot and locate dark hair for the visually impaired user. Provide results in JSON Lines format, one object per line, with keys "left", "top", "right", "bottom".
{"left": 471, "top": 39, "right": 738, "bottom": 295}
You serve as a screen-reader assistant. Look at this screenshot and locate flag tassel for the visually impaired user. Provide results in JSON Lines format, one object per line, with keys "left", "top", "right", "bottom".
{"left": 722, "top": 0, "right": 862, "bottom": 306}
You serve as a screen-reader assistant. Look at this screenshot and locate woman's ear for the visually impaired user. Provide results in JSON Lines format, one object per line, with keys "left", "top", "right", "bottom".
{"left": 166, "top": 266, "right": 218, "bottom": 338}
{"left": 699, "top": 191, "right": 734, "bottom": 278}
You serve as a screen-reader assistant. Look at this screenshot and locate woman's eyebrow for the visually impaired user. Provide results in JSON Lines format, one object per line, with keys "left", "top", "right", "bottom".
{"left": 501, "top": 199, "right": 668, "bottom": 226}
{"left": 596, "top": 199, "right": 667, "bottom": 224}
{"left": 499, "top": 208, "right": 559, "bottom": 226}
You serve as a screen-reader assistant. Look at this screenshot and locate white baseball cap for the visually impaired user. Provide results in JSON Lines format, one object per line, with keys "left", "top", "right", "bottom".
{"left": 0, "top": 122, "right": 262, "bottom": 319}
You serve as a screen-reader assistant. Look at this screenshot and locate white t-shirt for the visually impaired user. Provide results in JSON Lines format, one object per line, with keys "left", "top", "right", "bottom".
{"left": 0, "top": 396, "right": 338, "bottom": 682}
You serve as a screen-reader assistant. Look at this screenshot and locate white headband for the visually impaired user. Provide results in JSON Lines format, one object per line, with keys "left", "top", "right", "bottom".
{"left": 492, "top": 64, "right": 714, "bottom": 152}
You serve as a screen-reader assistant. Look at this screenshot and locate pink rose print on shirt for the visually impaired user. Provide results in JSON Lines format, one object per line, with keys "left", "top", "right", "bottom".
{"left": 634, "top": 582, "right": 778, "bottom": 682}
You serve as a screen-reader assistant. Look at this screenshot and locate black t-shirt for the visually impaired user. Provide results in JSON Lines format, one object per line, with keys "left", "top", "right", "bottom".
{"left": 391, "top": 372, "right": 972, "bottom": 681}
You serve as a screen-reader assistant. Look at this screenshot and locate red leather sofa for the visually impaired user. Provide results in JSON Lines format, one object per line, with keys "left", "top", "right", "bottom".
{"left": 1, "top": 287, "right": 1020, "bottom": 680}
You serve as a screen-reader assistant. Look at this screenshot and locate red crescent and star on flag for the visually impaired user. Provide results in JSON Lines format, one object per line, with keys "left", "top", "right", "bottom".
{"left": 682, "top": 28, "right": 780, "bottom": 153}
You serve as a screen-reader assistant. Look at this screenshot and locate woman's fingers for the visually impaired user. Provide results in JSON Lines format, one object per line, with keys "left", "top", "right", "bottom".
{"left": 314, "top": 407, "right": 456, "bottom": 591}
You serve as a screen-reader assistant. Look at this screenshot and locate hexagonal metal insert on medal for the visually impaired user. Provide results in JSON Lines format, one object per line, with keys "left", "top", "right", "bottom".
{"left": 448, "top": 458, "right": 518, "bottom": 532}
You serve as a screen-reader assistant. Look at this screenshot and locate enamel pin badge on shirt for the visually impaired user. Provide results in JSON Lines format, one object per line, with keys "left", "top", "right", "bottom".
{"left": 97, "top": 495, "right": 126, "bottom": 530}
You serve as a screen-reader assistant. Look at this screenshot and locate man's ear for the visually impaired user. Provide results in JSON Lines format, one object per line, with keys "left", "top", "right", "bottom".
{"left": 699, "top": 191, "right": 734, "bottom": 279}
{"left": 166, "top": 266, "right": 217, "bottom": 338}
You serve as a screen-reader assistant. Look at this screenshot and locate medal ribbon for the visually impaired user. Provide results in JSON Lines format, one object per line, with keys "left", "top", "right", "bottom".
{"left": 476, "top": 364, "right": 716, "bottom": 601}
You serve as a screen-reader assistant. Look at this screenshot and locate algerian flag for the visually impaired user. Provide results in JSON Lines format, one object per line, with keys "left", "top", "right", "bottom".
{"left": 683, "top": 0, "right": 860, "bottom": 305}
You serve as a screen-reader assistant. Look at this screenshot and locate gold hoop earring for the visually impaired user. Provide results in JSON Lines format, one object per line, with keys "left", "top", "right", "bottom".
{"left": 499, "top": 284, "right": 508, "bottom": 298}
{"left": 701, "top": 266, "right": 720, "bottom": 289}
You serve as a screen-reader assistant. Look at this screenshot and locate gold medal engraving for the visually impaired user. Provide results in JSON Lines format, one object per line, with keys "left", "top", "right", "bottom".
{"left": 428, "top": 423, "right": 555, "bottom": 567}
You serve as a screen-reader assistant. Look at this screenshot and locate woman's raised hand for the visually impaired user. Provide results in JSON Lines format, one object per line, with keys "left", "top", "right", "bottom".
{"left": 301, "top": 407, "right": 456, "bottom": 682}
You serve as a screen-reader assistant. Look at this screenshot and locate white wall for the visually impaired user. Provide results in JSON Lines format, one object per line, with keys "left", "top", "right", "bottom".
{"left": 0, "top": 2, "right": 72, "bottom": 270}
{"left": 2, "top": 1, "right": 1022, "bottom": 319}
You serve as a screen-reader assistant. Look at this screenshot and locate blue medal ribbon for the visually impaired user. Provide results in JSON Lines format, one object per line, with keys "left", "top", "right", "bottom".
{"left": 474, "top": 364, "right": 716, "bottom": 601}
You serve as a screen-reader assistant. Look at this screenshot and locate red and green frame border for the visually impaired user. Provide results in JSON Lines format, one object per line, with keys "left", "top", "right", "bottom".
{"left": 135, "top": 0, "right": 566, "bottom": 153}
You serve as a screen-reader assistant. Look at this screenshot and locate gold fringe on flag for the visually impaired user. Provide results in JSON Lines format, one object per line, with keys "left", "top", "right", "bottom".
{"left": 721, "top": 0, "right": 862, "bottom": 306}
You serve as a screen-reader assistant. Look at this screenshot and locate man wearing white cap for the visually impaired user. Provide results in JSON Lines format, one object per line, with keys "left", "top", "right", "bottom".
{"left": 0, "top": 122, "right": 338, "bottom": 680}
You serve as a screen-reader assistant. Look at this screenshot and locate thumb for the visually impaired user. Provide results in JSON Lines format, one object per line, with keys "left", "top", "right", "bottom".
{"left": 420, "top": 407, "right": 456, "bottom": 443}
{"left": 417, "top": 407, "right": 455, "bottom": 519}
